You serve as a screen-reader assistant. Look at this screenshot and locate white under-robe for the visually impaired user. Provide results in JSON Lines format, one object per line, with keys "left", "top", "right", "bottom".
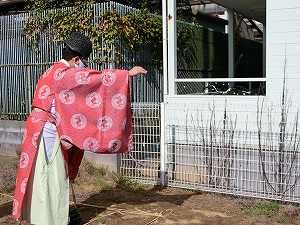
{"left": 20, "top": 133, "right": 69, "bottom": 225}
{"left": 20, "top": 59, "right": 70, "bottom": 224}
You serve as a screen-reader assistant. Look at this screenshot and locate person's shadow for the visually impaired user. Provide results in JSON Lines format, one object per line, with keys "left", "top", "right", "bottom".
{"left": 76, "top": 185, "right": 198, "bottom": 224}
{"left": 0, "top": 201, "right": 12, "bottom": 218}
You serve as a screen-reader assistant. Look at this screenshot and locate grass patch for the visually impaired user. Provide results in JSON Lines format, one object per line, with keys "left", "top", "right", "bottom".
{"left": 242, "top": 202, "right": 279, "bottom": 217}
{"left": 74, "top": 157, "right": 115, "bottom": 192}
{"left": 112, "top": 172, "right": 150, "bottom": 193}
{"left": 76, "top": 158, "right": 109, "bottom": 181}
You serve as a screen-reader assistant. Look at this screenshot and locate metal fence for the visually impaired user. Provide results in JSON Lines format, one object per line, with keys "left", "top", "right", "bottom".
{"left": 163, "top": 102, "right": 300, "bottom": 203}
{"left": 121, "top": 102, "right": 161, "bottom": 184}
{"left": 121, "top": 101, "right": 300, "bottom": 203}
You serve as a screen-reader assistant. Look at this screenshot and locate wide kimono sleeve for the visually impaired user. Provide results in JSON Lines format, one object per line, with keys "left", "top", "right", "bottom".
{"left": 54, "top": 67, "right": 134, "bottom": 154}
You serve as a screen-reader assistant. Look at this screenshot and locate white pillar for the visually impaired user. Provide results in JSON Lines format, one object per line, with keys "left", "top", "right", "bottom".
{"left": 167, "top": 0, "right": 177, "bottom": 95}
{"left": 161, "top": 0, "right": 168, "bottom": 186}
{"left": 163, "top": 0, "right": 168, "bottom": 101}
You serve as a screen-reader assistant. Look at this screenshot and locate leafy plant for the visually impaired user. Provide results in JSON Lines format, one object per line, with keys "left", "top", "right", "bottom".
{"left": 23, "top": 4, "right": 163, "bottom": 64}
{"left": 22, "top": 0, "right": 193, "bottom": 65}
{"left": 112, "top": 172, "right": 150, "bottom": 193}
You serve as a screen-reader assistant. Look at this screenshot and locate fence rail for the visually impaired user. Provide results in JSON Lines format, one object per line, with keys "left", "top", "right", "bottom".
{"left": 165, "top": 126, "right": 300, "bottom": 202}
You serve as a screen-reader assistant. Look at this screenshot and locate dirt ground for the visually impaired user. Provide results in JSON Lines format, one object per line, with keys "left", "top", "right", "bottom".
{"left": 1, "top": 155, "right": 300, "bottom": 225}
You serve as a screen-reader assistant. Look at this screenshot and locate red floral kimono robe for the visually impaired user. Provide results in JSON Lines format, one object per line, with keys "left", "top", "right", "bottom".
{"left": 12, "top": 62, "right": 133, "bottom": 219}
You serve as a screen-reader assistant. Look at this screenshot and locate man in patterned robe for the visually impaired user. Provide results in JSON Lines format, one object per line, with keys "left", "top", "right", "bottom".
{"left": 12, "top": 32, "right": 147, "bottom": 224}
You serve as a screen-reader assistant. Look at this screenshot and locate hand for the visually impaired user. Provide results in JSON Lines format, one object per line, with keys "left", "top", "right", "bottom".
{"left": 129, "top": 66, "right": 147, "bottom": 76}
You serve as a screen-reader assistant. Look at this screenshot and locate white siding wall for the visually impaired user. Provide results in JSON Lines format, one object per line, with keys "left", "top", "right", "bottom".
{"left": 266, "top": 0, "right": 300, "bottom": 104}
{"left": 166, "top": 95, "right": 271, "bottom": 132}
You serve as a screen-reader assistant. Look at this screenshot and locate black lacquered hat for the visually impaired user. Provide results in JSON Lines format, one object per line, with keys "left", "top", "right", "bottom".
{"left": 64, "top": 32, "right": 92, "bottom": 59}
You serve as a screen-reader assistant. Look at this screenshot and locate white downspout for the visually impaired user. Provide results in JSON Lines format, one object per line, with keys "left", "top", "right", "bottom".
{"left": 160, "top": 101, "right": 166, "bottom": 186}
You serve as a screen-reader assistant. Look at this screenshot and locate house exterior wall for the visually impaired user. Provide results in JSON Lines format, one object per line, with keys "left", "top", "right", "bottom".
{"left": 162, "top": 1, "right": 300, "bottom": 197}
{"left": 266, "top": 0, "right": 300, "bottom": 104}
